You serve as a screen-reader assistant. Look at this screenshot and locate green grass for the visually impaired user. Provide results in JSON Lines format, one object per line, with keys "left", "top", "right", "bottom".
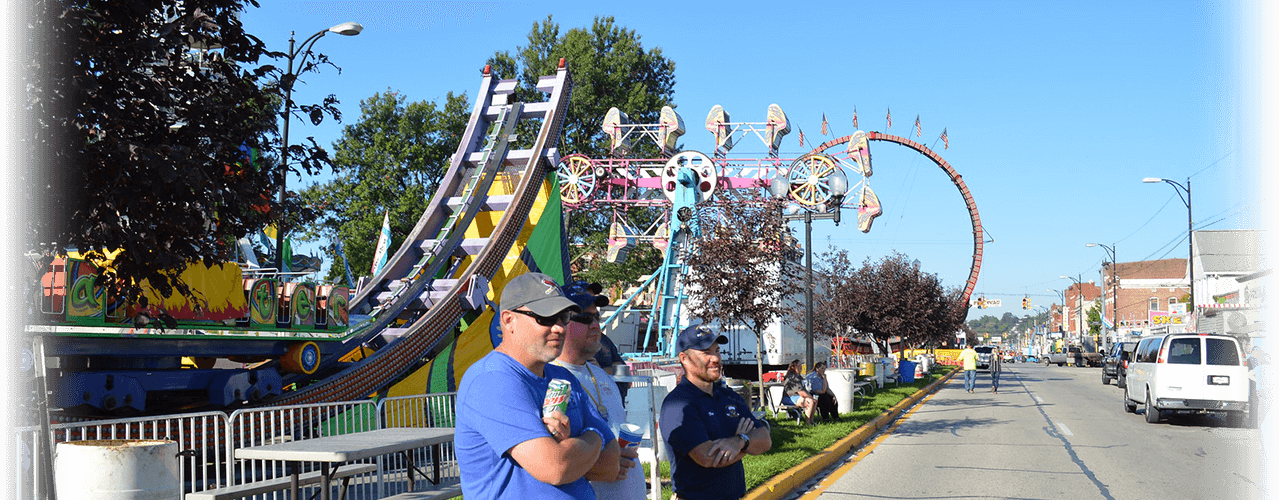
{"left": 646, "top": 367, "right": 952, "bottom": 499}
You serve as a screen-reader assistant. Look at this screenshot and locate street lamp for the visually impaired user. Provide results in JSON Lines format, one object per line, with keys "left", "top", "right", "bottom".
{"left": 1086, "top": 242, "right": 1118, "bottom": 349}
{"left": 1059, "top": 274, "right": 1094, "bottom": 348}
{"left": 772, "top": 166, "right": 848, "bottom": 370}
{"left": 274, "top": 22, "right": 364, "bottom": 275}
{"left": 1142, "top": 177, "right": 1194, "bottom": 319}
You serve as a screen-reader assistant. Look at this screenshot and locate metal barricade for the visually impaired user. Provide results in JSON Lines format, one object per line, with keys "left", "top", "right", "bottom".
{"left": 376, "top": 393, "right": 459, "bottom": 497}
{"left": 14, "top": 411, "right": 231, "bottom": 500}
{"left": 227, "top": 400, "right": 381, "bottom": 500}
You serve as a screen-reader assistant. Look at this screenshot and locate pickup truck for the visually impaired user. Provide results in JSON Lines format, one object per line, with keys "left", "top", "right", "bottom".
{"left": 1046, "top": 346, "right": 1101, "bottom": 367}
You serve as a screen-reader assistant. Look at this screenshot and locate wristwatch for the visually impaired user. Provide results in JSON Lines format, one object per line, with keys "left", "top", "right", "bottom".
{"left": 738, "top": 432, "right": 751, "bottom": 451}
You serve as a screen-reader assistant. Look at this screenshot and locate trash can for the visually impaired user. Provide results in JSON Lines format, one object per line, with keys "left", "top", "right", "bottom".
{"left": 898, "top": 360, "right": 917, "bottom": 383}
{"left": 55, "top": 439, "right": 180, "bottom": 500}
{"left": 825, "top": 369, "right": 859, "bottom": 414}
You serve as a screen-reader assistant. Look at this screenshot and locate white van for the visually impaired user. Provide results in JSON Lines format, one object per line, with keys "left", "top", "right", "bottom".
{"left": 1123, "top": 333, "right": 1249, "bottom": 426}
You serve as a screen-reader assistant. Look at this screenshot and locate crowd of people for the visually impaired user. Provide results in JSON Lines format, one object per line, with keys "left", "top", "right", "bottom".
{"left": 455, "top": 273, "right": 793, "bottom": 499}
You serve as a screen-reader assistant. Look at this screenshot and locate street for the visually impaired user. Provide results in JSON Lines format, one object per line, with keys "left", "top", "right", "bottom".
{"left": 809, "top": 363, "right": 1264, "bottom": 499}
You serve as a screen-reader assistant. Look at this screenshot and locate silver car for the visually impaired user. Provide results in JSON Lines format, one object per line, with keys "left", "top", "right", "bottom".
{"left": 975, "top": 345, "right": 995, "bottom": 370}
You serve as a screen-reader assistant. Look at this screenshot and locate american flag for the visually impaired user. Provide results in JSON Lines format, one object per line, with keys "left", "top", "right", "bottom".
{"left": 886, "top": 108, "right": 892, "bottom": 129}
{"left": 853, "top": 107, "right": 859, "bottom": 129}
{"left": 914, "top": 115, "right": 922, "bottom": 137}
{"left": 798, "top": 126, "right": 805, "bottom": 147}
{"left": 821, "top": 114, "right": 829, "bottom": 135}
{"left": 941, "top": 128, "right": 949, "bottom": 149}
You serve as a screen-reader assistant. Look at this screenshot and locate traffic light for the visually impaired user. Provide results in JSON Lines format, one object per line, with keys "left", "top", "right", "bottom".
{"left": 977, "top": 296, "right": 986, "bottom": 309}
{"left": 1022, "top": 297, "right": 1030, "bottom": 309}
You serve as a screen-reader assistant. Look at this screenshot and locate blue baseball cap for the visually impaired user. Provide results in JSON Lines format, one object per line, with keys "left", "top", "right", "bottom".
{"left": 568, "top": 292, "right": 610, "bottom": 310}
{"left": 676, "top": 324, "right": 727, "bottom": 352}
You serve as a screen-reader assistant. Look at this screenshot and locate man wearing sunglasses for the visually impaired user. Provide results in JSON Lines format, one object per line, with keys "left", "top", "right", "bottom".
{"left": 457, "top": 272, "right": 619, "bottom": 499}
{"left": 552, "top": 292, "right": 645, "bottom": 499}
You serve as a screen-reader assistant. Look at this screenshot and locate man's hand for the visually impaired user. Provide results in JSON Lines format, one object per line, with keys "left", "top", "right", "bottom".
{"left": 616, "top": 445, "right": 639, "bottom": 481}
{"left": 543, "top": 412, "right": 569, "bottom": 442}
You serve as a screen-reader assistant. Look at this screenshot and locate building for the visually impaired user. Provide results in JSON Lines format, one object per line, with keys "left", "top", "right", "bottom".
{"left": 1100, "top": 258, "right": 1190, "bottom": 338}
{"left": 1192, "top": 230, "right": 1267, "bottom": 339}
{"left": 1062, "top": 282, "right": 1102, "bottom": 347}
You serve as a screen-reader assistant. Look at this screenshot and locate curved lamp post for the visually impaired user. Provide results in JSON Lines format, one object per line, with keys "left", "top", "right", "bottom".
{"left": 1086, "top": 242, "right": 1118, "bottom": 349}
{"left": 274, "top": 22, "right": 363, "bottom": 275}
{"left": 772, "top": 168, "right": 848, "bottom": 369}
{"left": 1142, "top": 177, "right": 1193, "bottom": 320}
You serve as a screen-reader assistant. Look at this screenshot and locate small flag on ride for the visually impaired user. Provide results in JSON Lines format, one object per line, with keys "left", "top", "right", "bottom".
{"left": 798, "top": 126, "right": 805, "bottom": 147}
{"left": 853, "top": 107, "right": 859, "bottom": 129}
{"left": 886, "top": 108, "right": 892, "bottom": 129}
{"left": 941, "top": 128, "right": 949, "bottom": 149}
{"left": 914, "top": 115, "right": 922, "bottom": 137}
{"left": 821, "top": 114, "right": 829, "bottom": 135}
{"left": 372, "top": 210, "right": 392, "bottom": 275}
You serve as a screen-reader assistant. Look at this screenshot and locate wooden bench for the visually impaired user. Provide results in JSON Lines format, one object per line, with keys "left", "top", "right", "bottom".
{"left": 381, "top": 479, "right": 463, "bottom": 500}
{"left": 186, "top": 463, "right": 378, "bottom": 500}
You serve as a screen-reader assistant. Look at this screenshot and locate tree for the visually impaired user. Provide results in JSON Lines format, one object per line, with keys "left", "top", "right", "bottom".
{"left": 844, "top": 252, "right": 966, "bottom": 358}
{"left": 24, "top": 0, "right": 341, "bottom": 303}
{"left": 791, "top": 246, "right": 860, "bottom": 355}
{"left": 298, "top": 90, "right": 470, "bottom": 281}
{"left": 683, "top": 201, "right": 797, "bottom": 407}
{"left": 486, "top": 15, "right": 677, "bottom": 292}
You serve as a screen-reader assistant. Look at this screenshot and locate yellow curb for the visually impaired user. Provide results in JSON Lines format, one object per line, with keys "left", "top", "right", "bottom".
{"left": 743, "top": 368, "right": 959, "bottom": 500}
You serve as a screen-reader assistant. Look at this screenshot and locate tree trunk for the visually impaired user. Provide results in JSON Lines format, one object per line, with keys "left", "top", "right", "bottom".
{"left": 755, "top": 333, "right": 766, "bottom": 411}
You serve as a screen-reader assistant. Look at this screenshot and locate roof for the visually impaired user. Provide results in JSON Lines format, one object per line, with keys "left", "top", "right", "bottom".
{"left": 1194, "top": 229, "right": 1266, "bottom": 275}
{"left": 1106, "top": 258, "right": 1187, "bottom": 280}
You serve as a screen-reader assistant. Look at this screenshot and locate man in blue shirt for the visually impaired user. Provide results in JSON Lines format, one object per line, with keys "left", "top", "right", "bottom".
{"left": 660, "top": 324, "right": 772, "bottom": 500}
{"left": 457, "top": 272, "right": 619, "bottom": 499}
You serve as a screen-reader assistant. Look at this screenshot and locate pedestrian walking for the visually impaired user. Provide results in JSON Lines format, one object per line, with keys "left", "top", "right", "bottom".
{"left": 553, "top": 292, "right": 644, "bottom": 500}
{"left": 990, "top": 349, "right": 1002, "bottom": 393}
{"left": 456, "top": 272, "right": 618, "bottom": 499}
{"left": 660, "top": 324, "right": 772, "bottom": 500}
{"left": 958, "top": 344, "right": 978, "bottom": 393}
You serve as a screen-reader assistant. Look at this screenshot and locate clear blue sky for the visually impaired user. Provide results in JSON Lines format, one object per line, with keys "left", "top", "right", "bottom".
{"left": 240, "top": 1, "right": 1270, "bottom": 321}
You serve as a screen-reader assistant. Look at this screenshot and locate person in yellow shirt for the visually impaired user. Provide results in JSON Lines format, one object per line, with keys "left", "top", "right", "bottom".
{"left": 957, "top": 345, "right": 979, "bottom": 393}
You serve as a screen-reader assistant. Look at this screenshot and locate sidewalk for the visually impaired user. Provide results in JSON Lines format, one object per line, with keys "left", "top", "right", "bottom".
{"left": 744, "top": 368, "right": 959, "bottom": 500}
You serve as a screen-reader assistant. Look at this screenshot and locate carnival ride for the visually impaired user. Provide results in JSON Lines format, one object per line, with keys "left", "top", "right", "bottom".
{"left": 28, "top": 58, "right": 984, "bottom": 416}
{"left": 30, "top": 62, "right": 575, "bottom": 415}
{"left": 558, "top": 105, "right": 985, "bottom": 368}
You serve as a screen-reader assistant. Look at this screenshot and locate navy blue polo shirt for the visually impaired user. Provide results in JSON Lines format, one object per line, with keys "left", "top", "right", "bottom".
{"left": 660, "top": 377, "right": 765, "bottom": 500}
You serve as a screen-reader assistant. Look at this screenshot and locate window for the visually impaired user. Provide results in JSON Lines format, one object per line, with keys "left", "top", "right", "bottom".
{"left": 1149, "top": 297, "right": 1159, "bottom": 310}
{"left": 1167, "top": 338, "right": 1201, "bottom": 364}
{"left": 1168, "top": 297, "right": 1178, "bottom": 305}
{"left": 1206, "top": 338, "right": 1242, "bottom": 366}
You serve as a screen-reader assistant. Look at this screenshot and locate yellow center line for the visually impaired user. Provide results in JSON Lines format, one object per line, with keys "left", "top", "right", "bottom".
{"left": 797, "top": 383, "right": 947, "bottom": 500}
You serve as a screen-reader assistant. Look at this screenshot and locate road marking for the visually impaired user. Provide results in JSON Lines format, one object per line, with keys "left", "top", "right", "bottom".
{"left": 1057, "top": 423, "right": 1073, "bottom": 436}
{"left": 1031, "top": 394, "right": 1043, "bottom": 404}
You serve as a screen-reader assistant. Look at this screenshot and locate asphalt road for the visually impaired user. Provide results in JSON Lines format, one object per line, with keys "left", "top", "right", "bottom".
{"left": 810, "top": 362, "right": 1264, "bottom": 500}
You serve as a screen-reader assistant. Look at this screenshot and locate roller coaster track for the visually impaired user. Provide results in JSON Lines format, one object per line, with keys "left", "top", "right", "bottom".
{"left": 269, "top": 62, "right": 573, "bottom": 406}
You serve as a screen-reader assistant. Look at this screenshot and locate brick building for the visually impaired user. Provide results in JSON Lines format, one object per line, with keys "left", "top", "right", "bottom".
{"left": 1062, "top": 282, "right": 1102, "bottom": 343}
{"left": 1099, "top": 258, "right": 1190, "bottom": 338}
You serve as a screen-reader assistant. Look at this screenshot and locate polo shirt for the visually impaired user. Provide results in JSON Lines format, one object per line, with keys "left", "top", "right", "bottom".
{"left": 456, "top": 350, "right": 615, "bottom": 500}
{"left": 660, "top": 377, "right": 765, "bottom": 500}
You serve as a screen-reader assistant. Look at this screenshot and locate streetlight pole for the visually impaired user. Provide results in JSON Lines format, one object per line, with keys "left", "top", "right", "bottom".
{"left": 1087, "top": 242, "right": 1118, "bottom": 349}
{"left": 1059, "top": 275, "right": 1088, "bottom": 346}
{"left": 772, "top": 165, "right": 847, "bottom": 370}
{"left": 274, "top": 22, "right": 363, "bottom": 275}
{"left": 1143, "top": 177, "right": 1194, "bottom": 321}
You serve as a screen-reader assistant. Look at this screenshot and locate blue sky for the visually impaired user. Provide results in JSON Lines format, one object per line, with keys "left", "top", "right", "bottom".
{"left": 240, "top": 1, "right": 1268, "bottom": 321}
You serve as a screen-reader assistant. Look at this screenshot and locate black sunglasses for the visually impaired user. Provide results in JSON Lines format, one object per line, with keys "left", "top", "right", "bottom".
{"left": 510, "top": 309, "right": 572, "bottom": 327}
{"left": 570, "top": 311, "right": 601, "bottom": 325}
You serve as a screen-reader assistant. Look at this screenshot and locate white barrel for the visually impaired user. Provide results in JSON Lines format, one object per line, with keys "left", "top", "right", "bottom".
{"left": 56, "top": 439, "right": 180, "bottom": 500}
{"left": 825, "top": 369, "right": 859, "bottom": 414}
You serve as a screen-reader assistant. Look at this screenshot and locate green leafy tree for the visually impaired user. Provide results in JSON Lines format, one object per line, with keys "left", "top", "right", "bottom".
{"left": 844, "top": 252, "right": 966, "bottom": 357}
{"left": 298, "top": 90, "right": 470, "bottom": 281}
{"left": 486, "top": 15, "right": 677, "bottom": 292}
{"left": 23, "top": 0, "right": 343, "bottom": 304}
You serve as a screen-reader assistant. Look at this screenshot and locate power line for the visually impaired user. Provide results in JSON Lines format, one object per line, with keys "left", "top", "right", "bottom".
{"left": 1188, "top": 150, "right": 1233, "bottom": 179}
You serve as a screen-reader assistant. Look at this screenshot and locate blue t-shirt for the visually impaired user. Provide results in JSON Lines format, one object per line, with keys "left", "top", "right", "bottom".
{"left": 456, "top": 350, "right": 615, "bottom": 499}
{"left": 660, "top": 377, "right": 765, "bottom": 500}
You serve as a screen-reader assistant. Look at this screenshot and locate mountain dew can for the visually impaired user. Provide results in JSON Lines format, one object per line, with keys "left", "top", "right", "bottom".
{"left": 542, "top": 379, "right": 572, "bottom": 417}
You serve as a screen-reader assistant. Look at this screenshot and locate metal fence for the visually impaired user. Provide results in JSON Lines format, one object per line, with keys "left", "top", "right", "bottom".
{"left": 16, "top": 393, "right": 459, "bottom": 500}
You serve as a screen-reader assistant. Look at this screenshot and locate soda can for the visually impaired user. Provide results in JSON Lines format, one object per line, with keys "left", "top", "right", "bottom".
{"left": 542, "top": 379, "right": 572, "bottom": 417}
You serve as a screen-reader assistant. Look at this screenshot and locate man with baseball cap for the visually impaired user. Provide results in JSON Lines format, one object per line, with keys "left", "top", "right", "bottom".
{"left": 457, "top": 272, "right": 619, "bottom": 499}
{"left": 660, "top": 324, "right": 772, "bottom": 500}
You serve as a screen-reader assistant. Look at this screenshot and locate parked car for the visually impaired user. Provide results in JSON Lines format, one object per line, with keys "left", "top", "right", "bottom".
{"left": 1101, "top": 341, "right": 1138, "bottom": 387}
{"left": 975, "top": 345, "right": 995, "bottom": 370}
{"left": 1001, "top": 350, "right": 1016, "bottom": 363}
{"left": 1123, "top": 333, "right": 1250, "bottom": 426}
